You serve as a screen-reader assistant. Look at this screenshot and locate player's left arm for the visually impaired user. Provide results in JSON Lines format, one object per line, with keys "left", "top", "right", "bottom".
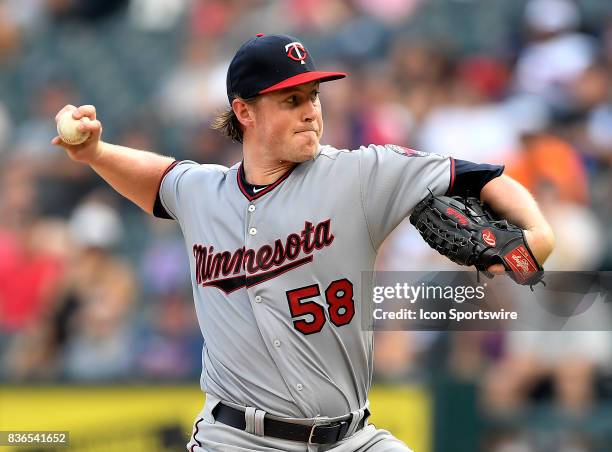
{"left": 480, "top": 174, "right": 555, "bottom": 267}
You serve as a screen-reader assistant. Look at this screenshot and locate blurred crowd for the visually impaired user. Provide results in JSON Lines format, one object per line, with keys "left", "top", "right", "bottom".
{"left": 1, "top": 0, "right": 612, "bottom": 450}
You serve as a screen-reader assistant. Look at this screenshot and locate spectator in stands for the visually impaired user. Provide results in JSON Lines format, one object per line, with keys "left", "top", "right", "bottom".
{"left": 156, "top": 38, "right": 227, "bottom": 127}
{"left": 514, "top": 0, "right": 597, "bottom": 113}
{"left": 0, "top": 160, "right": 68, "bottom": 334}
{"left": 135, "top": 293, "right": 202, "bottom": 380}
{"left": 506, "top": 132, "right": 589, "bottom": 205}
{"left": 482, "top": 182, "right": 611, "bottom": 417}
{"left": 417, "top": 59, "right": 520, "bottom": 163}
{"left": 58, "top": 195, "right": 137, "bottom": 380}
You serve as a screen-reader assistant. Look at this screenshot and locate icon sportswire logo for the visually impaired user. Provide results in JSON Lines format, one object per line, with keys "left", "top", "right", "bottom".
{"left": 193, "top": 219, "right": 334, "bottom": 293}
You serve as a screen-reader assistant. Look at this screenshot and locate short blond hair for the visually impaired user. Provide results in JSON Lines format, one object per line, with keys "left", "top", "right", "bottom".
{"left": 210, "top": 96, "right": 256, "bottom": 143}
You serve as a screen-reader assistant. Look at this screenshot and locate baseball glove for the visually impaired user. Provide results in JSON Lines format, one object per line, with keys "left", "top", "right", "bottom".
{"left": 409, "top": 193, "right": 544, "bottom": 286}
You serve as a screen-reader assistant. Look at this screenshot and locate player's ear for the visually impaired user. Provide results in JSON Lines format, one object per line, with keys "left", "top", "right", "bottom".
{"left": 232, "top": 98, "right": 255, "bottom": 129}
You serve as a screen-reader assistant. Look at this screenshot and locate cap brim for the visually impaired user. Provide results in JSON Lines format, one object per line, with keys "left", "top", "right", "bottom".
{"left": 259, "top": 71, "right": 347, "bottom": 94}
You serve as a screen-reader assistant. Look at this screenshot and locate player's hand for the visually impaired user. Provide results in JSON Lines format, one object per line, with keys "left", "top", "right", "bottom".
{"left": 51, "top": 104, "right": 103, "bottom": 164}
{"left": 521, "top": 228, "right": 552, "bottom": 266}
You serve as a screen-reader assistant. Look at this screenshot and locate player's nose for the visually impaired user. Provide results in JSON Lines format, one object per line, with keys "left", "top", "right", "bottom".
{"left": 301, "top": 100, "right": 318, "bottom": 122}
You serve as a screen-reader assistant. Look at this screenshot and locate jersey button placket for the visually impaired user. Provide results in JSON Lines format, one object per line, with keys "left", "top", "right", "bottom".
{"left": 273, "top": 339, "right": 281, "bottom": 348}
{"left": 245, "top": 200, "right": 258, "bottom": 241}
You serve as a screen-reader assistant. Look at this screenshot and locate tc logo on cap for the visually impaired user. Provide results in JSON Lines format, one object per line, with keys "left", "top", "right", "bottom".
{"left": 285, "top": 42, "right": 308, "bottom": 64}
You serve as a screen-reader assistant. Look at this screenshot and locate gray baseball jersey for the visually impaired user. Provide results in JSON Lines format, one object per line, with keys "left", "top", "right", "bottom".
{"left": 156, "top": 143, "right": 452, "bottom": 419}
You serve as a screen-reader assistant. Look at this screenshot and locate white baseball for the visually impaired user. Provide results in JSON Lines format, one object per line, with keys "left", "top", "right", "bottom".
{"left": 57, "top": 110, "right": 91, "bottom": 145}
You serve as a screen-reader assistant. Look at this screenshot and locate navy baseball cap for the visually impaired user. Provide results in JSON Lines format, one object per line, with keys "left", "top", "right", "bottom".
{"left": 226, "top": 33, "right": 347, "bottom": 104}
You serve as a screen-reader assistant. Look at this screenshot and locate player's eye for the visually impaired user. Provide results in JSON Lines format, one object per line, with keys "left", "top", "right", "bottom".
{"left": 286, "top": 95, "right": 297, "bottom": 104}
{"left": 311, "top": 90, "right": 320, "bottom": 101}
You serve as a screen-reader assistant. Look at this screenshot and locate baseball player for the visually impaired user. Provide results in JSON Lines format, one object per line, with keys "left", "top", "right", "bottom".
{"left": 52, "top": 34, "right": 555, "bottom": 451}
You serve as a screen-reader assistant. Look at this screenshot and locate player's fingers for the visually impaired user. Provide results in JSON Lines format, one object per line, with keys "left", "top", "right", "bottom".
{"left": 51, "top": 136, "right": 63, "bottom": 146}
{"left": 55, "top": 104, "right": 76, "bottom": 122}
{"left": 76, "top": 118, "right": 91, "bottom": 132}
{"left": 77, "top": 119, "right": 101, "bottom": 133}
{"left": 78, "top": 119, "right": 103, "bottom": 142}
{"left": 73, "top": 105, "right": 96, "bottom": 120}
{"left": 487, "top": 263, "right": 505, "bottom": 274}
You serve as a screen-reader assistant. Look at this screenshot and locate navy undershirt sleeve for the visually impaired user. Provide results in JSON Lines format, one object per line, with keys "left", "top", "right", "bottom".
{"left": 153, "top": 160, "right": 180, "bottom": 219}
{"left": 447, "top": 158, "right": 504, "bottom": 198}
{"left": 153, "top": 194, "right": 172, "bottom": 219}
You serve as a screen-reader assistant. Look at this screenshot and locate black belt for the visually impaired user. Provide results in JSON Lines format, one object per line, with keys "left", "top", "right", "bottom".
{"left": 212, "top": 403, "right": 370, "bottom": 445}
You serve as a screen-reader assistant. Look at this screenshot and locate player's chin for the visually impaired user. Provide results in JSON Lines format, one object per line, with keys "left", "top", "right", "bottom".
{"left": 298, "top": 144, "right": 318, "bottom": 161}
{"left": 295, "top": 137, "right": 319, "bottom": 161}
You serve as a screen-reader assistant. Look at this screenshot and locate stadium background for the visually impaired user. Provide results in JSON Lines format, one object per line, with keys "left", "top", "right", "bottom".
{"left": 1, "top": 0, "right": 612, "bottom": 451}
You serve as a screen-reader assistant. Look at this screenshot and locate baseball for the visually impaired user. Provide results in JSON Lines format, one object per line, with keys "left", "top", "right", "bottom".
{"left": 57, "top": 110, "right": 91, "bottom": 145}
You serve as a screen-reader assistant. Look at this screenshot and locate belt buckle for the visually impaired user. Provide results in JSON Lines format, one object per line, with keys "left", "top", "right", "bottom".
{"left": 307, "top": 423, "right": 317, "bottom": 444}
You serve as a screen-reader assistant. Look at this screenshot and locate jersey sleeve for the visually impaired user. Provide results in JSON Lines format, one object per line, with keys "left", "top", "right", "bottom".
{"left": 153, "top": 160, "right": 200, "bottom": 221}
{"left": 358, "top": 144, "right": 452, "bottom": 249}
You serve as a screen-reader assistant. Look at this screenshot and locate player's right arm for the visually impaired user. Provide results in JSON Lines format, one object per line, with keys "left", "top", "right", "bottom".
{"left": 52, "top": 104, "right": 175, "bottom": 214}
